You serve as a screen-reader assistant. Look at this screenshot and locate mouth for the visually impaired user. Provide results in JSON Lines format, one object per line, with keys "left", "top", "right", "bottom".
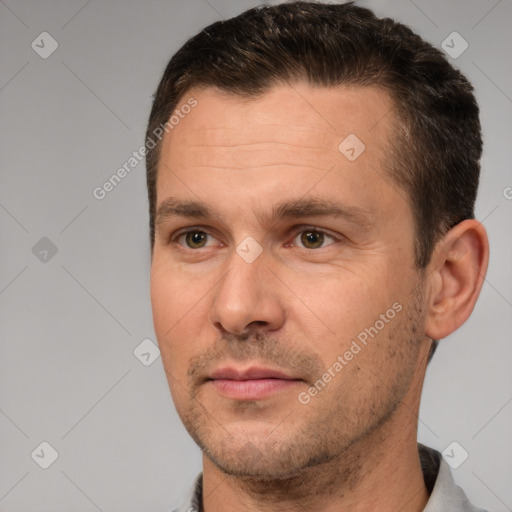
{"left": 207, "top": 366, "right": 303, "bottom": 400}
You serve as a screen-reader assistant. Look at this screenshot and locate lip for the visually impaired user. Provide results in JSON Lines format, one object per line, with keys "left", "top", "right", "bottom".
{"left": 208, "top": 366, "right": 302, "bottom": 400}
{"left": 210, "top": 366, "right": 298, "bottom": 381}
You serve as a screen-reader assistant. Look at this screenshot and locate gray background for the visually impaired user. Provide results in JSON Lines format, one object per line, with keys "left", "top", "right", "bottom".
{"left": 0, "top": 0, "right": 511, "bottom": 510}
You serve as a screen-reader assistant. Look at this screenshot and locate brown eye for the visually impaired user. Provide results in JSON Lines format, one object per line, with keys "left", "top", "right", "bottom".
{"left": 183, "top": 231, "right": 209, "bottom": 249}
{"left": 291, "top": 228, "right": 337, "bottom": 249}
{"left": 300, "top": 230, "right": 325, "bottom": 249}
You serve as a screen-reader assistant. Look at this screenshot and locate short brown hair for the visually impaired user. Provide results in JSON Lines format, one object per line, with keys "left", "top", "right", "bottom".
{"left": 145, "top": 1, "right": 482, "bottom": 268}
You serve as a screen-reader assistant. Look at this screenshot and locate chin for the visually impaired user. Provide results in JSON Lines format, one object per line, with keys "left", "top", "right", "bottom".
{"left": 198, "top": 425, "right": 337, "bottom": 482}
{"left": 206, "top": 449, "right": 305, "bottom": 481}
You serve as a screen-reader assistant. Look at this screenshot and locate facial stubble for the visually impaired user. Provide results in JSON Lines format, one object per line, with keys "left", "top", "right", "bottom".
{"left": 170, "top": 283, "right": 427, "bottom": 491}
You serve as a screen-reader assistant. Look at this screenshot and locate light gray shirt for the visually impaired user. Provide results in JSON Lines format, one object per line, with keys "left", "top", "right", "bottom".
{"left": 171, "top": 444, "right": 488, "bottom": 512}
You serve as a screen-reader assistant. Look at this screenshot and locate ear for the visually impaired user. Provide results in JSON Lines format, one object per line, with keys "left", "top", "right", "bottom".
{"left": 424, "top": 219, "right": 489, "bottom": 340}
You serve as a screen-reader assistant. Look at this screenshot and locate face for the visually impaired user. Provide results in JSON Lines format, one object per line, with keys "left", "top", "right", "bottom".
{"left": 150, "top": 83, "right": 429, "bottom": 479}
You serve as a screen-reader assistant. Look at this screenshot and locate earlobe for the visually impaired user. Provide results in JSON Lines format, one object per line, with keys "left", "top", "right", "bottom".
{"left": 424, "top": 219, "right": 489, "bottom": 340}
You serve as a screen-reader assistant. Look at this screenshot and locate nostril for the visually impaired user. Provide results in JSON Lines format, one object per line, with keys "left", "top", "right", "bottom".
{"left": 247, "top": 321, "right": 269, "bottom": 331}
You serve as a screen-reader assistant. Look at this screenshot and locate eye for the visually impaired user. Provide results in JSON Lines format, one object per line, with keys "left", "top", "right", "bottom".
{"left": 291, "top": 228, "right": 338, "bottom": 249}
{"left": 170, "top": 227, "right": 339, "bottom": 251}
{"left": 174, "top": 229, "right": 217, "bottom": 249}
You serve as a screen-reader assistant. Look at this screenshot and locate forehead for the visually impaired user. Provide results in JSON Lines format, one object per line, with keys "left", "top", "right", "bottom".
{"left": 164, "top": 83, "right": 394, "bottom": 153}
{"left": 155, "top": 83, "right": 405, "bottom": 226}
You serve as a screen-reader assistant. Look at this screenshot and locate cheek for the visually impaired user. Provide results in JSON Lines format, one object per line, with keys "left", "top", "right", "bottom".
{"left": 150, "top": 260, "right": 196, "bottom": 330}
{"left": 150, "top": 272, "right": 176, "bottom": 338}
{"left": 150, "top": 267, "right": 189, "bottom": 361}
{"left": 150, "top": 263, "right": 211, "bottom": 372}
{"left": 293, "top": 265, "right": 410, "bottom": 375}
{"left": 299, "top": 270, "right": 389, "bottom": 337}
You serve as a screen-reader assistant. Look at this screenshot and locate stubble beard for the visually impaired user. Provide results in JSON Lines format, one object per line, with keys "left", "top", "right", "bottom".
{"left": 173, "top": 284, "right": 426, "bottom": 491}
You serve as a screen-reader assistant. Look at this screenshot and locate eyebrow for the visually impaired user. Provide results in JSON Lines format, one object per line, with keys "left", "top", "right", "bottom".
{"left": 155, "top": 196, "right": 372, "bottom": 228}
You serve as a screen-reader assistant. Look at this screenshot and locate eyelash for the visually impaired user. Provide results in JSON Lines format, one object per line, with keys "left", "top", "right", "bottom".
{"left": 169, "top": 226, "right": 341, "bottom": 251}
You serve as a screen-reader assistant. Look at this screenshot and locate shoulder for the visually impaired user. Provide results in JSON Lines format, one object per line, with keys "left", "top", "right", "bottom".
{"left": 419, "top": 443, "right": 489, "bottom": 512}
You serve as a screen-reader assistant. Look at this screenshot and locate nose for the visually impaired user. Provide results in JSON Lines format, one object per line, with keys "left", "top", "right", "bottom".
{"left": 209, "top": 245, "right": 286, "bottom": 337}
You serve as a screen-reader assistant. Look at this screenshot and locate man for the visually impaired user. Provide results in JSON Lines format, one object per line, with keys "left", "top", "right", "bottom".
{"left": 145, "top": 2, "right": 489, "bottom": 511}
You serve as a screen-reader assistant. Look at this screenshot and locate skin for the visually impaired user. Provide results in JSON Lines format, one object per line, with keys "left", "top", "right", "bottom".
{"left": 150, "top": 83, "right": 489, "bottom": 512}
